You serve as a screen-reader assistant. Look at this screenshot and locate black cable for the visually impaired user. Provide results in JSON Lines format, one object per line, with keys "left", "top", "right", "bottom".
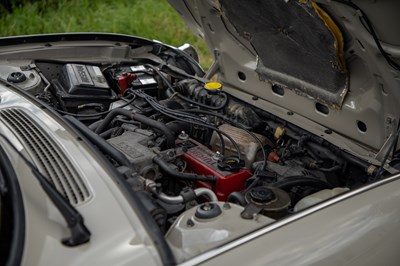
{"left": 94, "top": 108, "right": 176, "bottom": 149}
{"left": 146, "top": 63, "right": 206, "bottom": 84}
{"left": 157, "top": 106, "right": 240, "bottom": 159}
{"left": 375, "top": 120, "right": 400, "bottom": 179}
{"left": 153, "top": 156, "right": 216, "bottom": 183}
{"left": 145, "top": 64, "right": 175, "bottom": 91}
{"left": 134, "top": 90, "right": 234, "bottom": 159}
{"left": 392, "top": 119, "right": 400, "bottom": 158}
{"left": 138, "top": 91, "right": 226, "bottom": 138}
{"left": 332, "top": 0, "right": 400, "bottom": 71}
{"left": 180, "top": 109, "right": 268, "bottom": 171}
{"left": 138, "top": 91, "right": 210, "bottom": 125}
{"left": 146, "top": 64, "right": 229, "bottom": 110}
{"left": 133, "top": 90, "right": 241, "bottom": 159}
{"left": 215, "top": 130, "right": 226, "bottom": 156}
{"left": 176, "top": 93, "right": 229, "bottom": 111}
{"left": 56, "top": 95, "right": 137, "bottom": 118}
{"left": 273, "top": 176, "right": 333, "bottom": 191}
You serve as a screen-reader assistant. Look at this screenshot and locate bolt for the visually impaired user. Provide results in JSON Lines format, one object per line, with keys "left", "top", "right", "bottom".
{"left": 253, "top": 213, "right": 259, "bottom": 221}
{"left": 202, "top": 202, "right": 212, "bottom": 211}
{"left": 223, "top": 202, "right": 231, "bottom": 210}
{"left": 241, "top": 212, "right": 253, "bottom": 220}
{"left": 212, "top": 151, "right": 222, "bottom": 160}
{"left": 167, "top": 150, "right": 175, "bottom": 158}
{"left": 147, "top": 140, "right": 155, "bottom": 147}
{"left": 178, "top": 131, "right": 189, "bottom": 140}
{"left": 186, "top": 219, "right": 195, "bottom": 227}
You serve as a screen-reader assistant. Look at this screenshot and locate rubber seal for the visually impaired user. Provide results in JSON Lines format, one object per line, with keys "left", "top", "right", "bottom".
{"left": 195, "top": 203, "right": 222, "bottom": 219}
{"left": 7, "top": 72, "right": 27, "bottom": 83}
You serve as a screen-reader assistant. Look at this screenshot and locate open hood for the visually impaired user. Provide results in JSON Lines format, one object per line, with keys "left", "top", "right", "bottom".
{"left": 168, "top": 0, "right": 400, "bottom": 158}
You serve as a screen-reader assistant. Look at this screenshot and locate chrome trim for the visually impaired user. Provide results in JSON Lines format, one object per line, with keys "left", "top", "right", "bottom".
{"left": 180, "top": 172, "right": 400, "bottom": 265}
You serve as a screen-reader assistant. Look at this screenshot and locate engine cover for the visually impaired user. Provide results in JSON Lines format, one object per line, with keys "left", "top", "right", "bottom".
{"left": 178, "top": 138, "right": 252, "bottom": 201}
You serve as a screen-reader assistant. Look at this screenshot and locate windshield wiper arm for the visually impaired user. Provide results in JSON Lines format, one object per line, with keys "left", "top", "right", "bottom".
{"left": 0, "top": 133, "right": 91, "bottom": 246}
{"left": 30, "top": 167, "right": 91, "bottom": 246}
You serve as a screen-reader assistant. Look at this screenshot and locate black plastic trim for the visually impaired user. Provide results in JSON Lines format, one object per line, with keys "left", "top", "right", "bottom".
{"left": 0, "top": 32, "right": 154, "bottom": 47}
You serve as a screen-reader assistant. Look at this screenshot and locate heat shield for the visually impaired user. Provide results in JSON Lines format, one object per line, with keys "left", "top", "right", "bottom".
{"left": 220, "top": 0, "right": 349, "bottom": 108}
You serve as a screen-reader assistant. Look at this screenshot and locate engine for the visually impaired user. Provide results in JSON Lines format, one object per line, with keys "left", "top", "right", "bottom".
{"left": 4, "top": 54, "right": 381, "bottom": 235}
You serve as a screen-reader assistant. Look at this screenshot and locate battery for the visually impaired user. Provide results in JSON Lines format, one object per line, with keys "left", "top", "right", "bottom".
{"left": 110, "top": 65, "right": 158, "bottom": 91}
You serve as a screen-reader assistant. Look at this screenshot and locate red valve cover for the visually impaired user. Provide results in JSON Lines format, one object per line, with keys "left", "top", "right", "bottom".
{"left": 178, "top": 138, "right": 252, "bottom": 201}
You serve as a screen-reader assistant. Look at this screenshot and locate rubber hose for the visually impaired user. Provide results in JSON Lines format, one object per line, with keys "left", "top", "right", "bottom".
{"left": 153, "top": 156, "right": 216, "bottom": 183}
{"left": 166, "top": 121, "right": 191, "bottom": 137}
{"left": 88, "top": 119, "right": 103, "bottom": 131}
{"left": 273, "top": 176, "right": 333, "bottom": 191}
{"left": 99, "top": 128, "right": 114, "bottom": 139}
{"left": 227, "top": 191, "right": 246, "bottom": 206}
{"left": 147, "top": 181, "right": 218, "bottom": 203}
{"left": 94, "top": 108, "right": 175, "bottom": 148}
{"left": 63, "top": 115, "right": 131, "bottom": 167}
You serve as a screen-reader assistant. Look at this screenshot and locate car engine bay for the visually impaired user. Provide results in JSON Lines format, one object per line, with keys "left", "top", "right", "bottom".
{"left": 0, "top": 41, "right": 396, "bottom": 260}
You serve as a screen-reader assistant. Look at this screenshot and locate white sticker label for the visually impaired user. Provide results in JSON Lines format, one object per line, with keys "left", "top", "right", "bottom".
{"left": 140, "top": 78, "right": 157, "bottom": 85}
{"left": 130, "top": 65, "right": 147, "bottom": 72}
{"left": 92, "top": 66, "right": 103, "bottom": 77}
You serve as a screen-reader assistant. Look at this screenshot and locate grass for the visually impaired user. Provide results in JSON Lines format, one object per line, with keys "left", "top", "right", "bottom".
{"left": 0, "top": 0, "right": 212, "bottom": 68}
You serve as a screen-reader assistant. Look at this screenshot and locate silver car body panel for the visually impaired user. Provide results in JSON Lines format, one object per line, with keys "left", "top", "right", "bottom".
{"left": 0, "top": 85, "right": 161, "bottom": 266}
{"left": 183, "top": 172, "right": 400, "bottom": 265}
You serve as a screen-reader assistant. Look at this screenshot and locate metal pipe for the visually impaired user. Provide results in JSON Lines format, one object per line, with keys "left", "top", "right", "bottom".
{"left": 147, "top": 180, "right": 217, "bottom": 203}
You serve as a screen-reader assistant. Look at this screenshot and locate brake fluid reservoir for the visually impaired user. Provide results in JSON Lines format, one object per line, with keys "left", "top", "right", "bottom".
{"left": 166, "top": 202, "right": 274, "bottom": 261}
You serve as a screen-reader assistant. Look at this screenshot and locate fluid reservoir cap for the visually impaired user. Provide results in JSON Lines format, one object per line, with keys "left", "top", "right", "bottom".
{"left": 204, "top": 82, "right": 222, "bottom": 94}
{"left": 249, "top": 187, "right": 276, "bottom": 203}
{"left": 7, "top": 72, "right": 27, "bottom": 83}
{"left": 217, "top": 156, "right": 245, "bottom": 172}
{"left": 245, "top": 186, "right": 290, "bottom": 212}
{"left": 195, "top": 202, "right": 222, "bottom": 219}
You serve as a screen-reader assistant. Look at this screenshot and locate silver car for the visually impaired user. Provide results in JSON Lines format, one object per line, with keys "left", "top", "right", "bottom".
{"left": 1, "top": 0, "right": 400, "bottom": 265}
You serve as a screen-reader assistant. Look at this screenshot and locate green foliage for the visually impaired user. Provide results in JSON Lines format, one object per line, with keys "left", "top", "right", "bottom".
{"left": 0, "top": 0, "right": 212, "bottom": 68}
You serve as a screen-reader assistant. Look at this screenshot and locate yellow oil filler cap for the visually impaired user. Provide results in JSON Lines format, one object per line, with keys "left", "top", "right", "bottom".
{"left": 204, "top": 82, "right": 222, "bottom": 94}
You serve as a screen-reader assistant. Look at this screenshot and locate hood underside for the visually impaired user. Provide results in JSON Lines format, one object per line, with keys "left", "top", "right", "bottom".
{"left": 220, "top": 0, "right": 348, "bottom": 108}
{"left": 168, "top": 0, "right": 400, "bottom": 156}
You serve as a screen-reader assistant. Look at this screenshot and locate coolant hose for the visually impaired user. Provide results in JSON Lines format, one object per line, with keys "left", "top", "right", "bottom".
{"left": 166, "top": 121, "right": 191, "bottom": 137}
{"left": 88, "top": 119, "right": 103, "bottom": 131}
{"left": 227, "top": 191, "right": 246, "bottom": 206}
{"left": 273, "top": 176, "right": 333, "bottom": 191}
{"left": 153, "top": 156, "right": 217, "bottom": 183}
{"left": 94, "top": 109, "right": 175, "bottom": 148}
{"left": 63, "top": 115, "right": 131, "bottom": 167}
{"left": 147, "top": 180, "right": 218, "bottom": 203}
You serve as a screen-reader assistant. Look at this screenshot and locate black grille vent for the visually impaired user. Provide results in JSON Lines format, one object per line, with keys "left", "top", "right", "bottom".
{"left": 0, "top": 108, "right": 91, "bottom": 205}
